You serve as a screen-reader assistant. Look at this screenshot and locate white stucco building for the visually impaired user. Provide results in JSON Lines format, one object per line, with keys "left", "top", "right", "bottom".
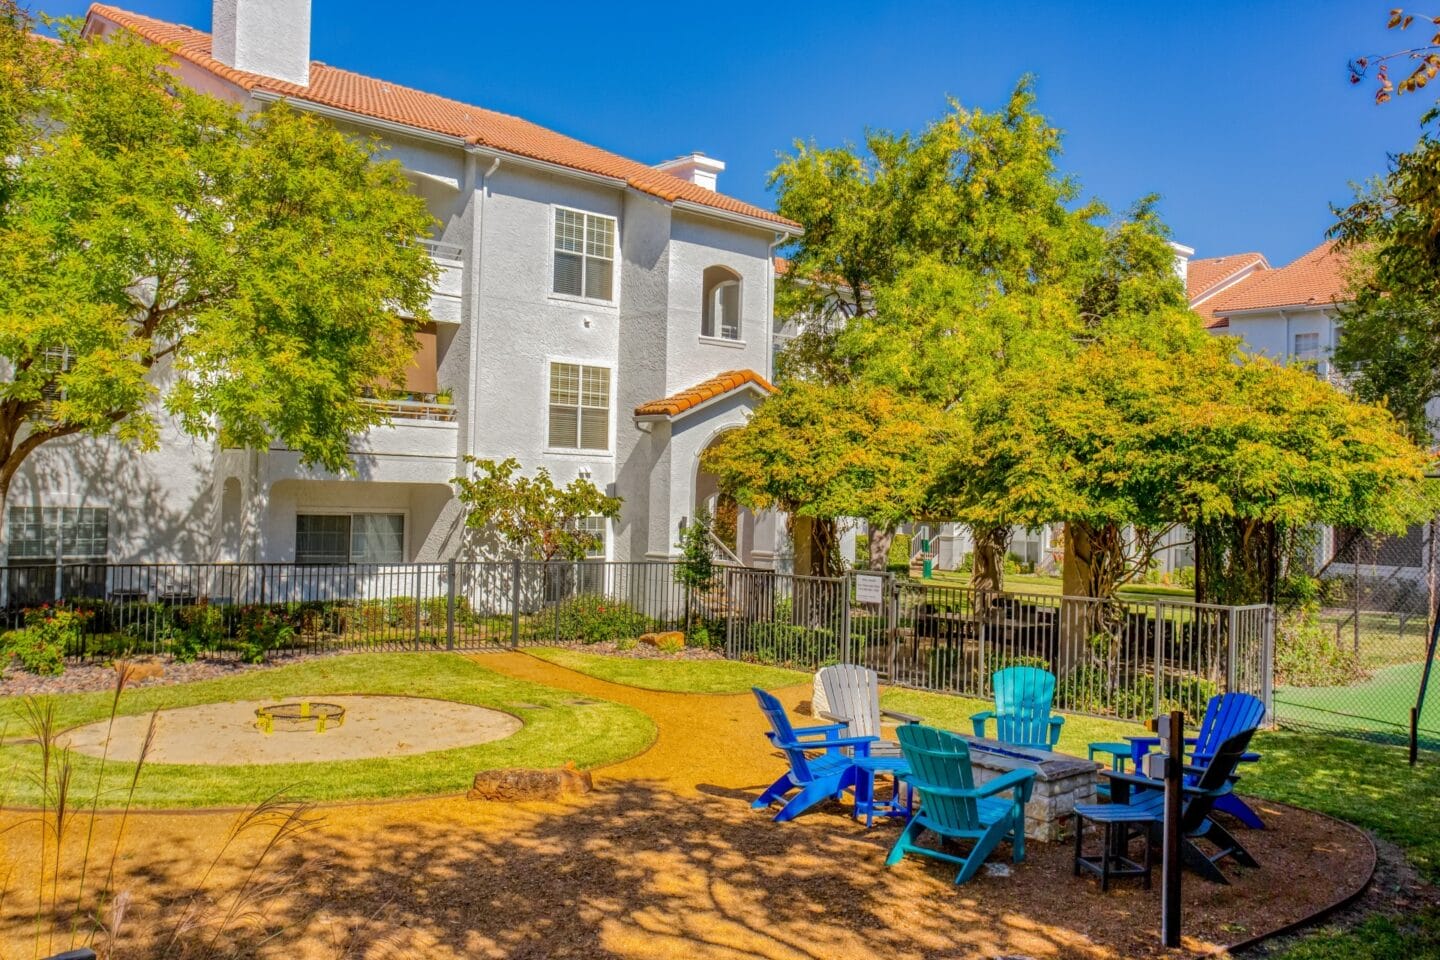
{"left": 9, "top": 0, "right": 800, "bottom": 572}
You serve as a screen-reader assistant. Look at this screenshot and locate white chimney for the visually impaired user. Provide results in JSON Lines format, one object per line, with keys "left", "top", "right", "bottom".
{"left": 212, "top": 0, "right": 312, "bottom": 86}
{"left": 1169, "top": 241, "right": 1195, "bottom": 285}
{"left": 654, "top": 153, "right": 725, "bottom": 192}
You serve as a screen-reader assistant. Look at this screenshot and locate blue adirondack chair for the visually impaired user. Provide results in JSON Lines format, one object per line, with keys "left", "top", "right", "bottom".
{"left": 970, "top": 666, "right": 1064, "bottom": 750}
{"left": 1090, "top": 692, "right": 1267, "bottom": 828}
{"left": 886, "top": 724, "right": 1036, "bottom": 884}
{"left": 1076, "top": 723, "right": 1262, "bottom": 885}
{"left": 751, "top": 687, "right": 875, "bottom": 822}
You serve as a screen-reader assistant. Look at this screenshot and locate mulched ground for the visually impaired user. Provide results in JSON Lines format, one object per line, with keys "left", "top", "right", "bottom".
{"left": 0, "top": 651, "right": 325, "bottom": 696}
{"left": 0, "top": 652, "right": 1378, "bottom": 959}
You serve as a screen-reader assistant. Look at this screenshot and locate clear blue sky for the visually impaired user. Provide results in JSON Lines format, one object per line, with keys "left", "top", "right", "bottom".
{"left": 39, "top": 0, "right": 1433, "bottom": 265}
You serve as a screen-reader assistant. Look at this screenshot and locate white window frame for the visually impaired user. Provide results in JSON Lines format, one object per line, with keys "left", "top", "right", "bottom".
{"left": 6, "top": 506, "right": 110, "bottom": 564}
{"left": 549, "top": 205, "right": 619, "bottom": 306}
{"left": 700, "top": 268, "right": 745, "bottom": 345}
{"left": 545, "top": 358, "right": 615, "bottom": 456}
{"left": 1292, "top": 331, "right": 1321, "bottom": 362}
{"left": 294, "top": 511, "right": 409, "bottom": 564}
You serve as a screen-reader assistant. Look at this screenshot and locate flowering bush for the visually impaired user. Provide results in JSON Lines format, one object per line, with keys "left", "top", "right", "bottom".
{"left": 552, "top": 595, "right": 651, "bottom": 644}
{"left": 2, "top": 605, "right": 90, "bottom": 676}
{"left": 234, "top": 606, "right": 296, "bottom": 663}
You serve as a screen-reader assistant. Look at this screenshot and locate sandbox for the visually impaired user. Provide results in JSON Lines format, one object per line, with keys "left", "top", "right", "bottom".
{"left": 60, "top": 695, "right": 522, "bottom": 765}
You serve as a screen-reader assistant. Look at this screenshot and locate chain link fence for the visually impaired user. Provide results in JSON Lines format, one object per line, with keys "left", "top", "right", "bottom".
{"left": 1275, "top": 519, "right": 1440, "bottom": 750}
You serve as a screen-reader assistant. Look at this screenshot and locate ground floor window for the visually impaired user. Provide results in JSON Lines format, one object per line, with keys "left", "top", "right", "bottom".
{"left": 6, "top": 506, "right": 109, "bottom": 563}
{"left": 296, "top": 513, "right": 405, "bottom": 564}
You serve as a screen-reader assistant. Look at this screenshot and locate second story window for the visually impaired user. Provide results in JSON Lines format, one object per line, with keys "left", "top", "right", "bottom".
{"left": 702, "top": 266, "right": 741, "bottom": 340}
{"left": 548, "top": 362, "right": 610, "bottom": 451}
{"left": 553, "top": 208, "right": 615, "bottom": 301}
{"left": 1293, "top": 331, "right": 1321, "bottom": 361}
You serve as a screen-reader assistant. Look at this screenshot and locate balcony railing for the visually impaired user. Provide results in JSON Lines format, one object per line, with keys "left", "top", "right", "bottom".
{"left": 363, "top": 396, "right": 457, "bottom": 423}
{"left": 417, "top": 238, "right": 464, "bottom": 324}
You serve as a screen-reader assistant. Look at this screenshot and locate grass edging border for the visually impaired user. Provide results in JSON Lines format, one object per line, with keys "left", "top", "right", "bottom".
{"left": 519, "top": 648, "right": 811, "bottom": 696}
{"left": 1221, "top": 799, "right": 1378, "bottom": 956}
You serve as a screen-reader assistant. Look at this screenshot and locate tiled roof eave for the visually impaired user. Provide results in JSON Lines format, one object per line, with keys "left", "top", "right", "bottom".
{"left": 1212, "top": 298, "right": 1350, "bottom": 318}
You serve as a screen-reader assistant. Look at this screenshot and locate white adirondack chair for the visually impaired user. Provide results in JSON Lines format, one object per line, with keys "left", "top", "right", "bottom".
{"left": 814, "top": 664, "right": 921, "bottom": 757}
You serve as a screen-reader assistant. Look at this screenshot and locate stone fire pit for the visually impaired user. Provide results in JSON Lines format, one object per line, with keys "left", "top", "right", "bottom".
{"left": 957, "top": 735, "right": 1098, "bottom": 842}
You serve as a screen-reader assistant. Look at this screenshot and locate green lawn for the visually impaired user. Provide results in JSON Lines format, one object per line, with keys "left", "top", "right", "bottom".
{"left": 0, "top": 653, "right": 655, "bottom": 808}
{"left": 526, "top": 647, "right": 809, "bottom": 693}
{"left": 1275, "top": 662, "right": 1439, "bottom": 748}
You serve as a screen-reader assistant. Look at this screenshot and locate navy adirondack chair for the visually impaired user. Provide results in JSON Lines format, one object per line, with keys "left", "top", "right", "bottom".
{"left": 751, "top": 687, "right": 875, "bottom": 822}
{"left": 887, "top": 724, "right": 1036, "bottom": 884}
{"left": 1092, "top": 692, "right": 1267, "bottom": 828}
{"left": 970, "top": 666, "right": 1065, "bottom": 751}
{"left": 1076, "top": 723, "right": 1262, "bottom": 884}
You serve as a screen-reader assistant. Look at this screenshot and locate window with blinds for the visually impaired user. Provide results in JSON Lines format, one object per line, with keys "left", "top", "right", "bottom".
{"left": 296, "top": 513, "right": 404, "bottom": 564}
{"left": 548, "top": 363, "right": 611, "bottom": 451}
{"left": 553, "top": 208, "right": 616, "bottom": 301}
{"left": 6, "top": 507, "right": 109, "bottom": 563}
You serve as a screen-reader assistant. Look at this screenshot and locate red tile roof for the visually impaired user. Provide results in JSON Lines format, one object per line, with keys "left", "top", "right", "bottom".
{"left": 85, "top": 4, "right": 799, "bottom": 232}
{"left": 1186, "top": 252, "right": 1267, "bottom": 303}
{"left": 1208, "top": 241, "right": 1352, "bottom": 316}
{"left": 634, "top": 370, "right": 774, "bottom": 418}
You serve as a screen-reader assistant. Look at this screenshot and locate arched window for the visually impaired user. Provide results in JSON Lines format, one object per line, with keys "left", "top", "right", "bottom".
{"left": 702, "top": 266, "right": 742, "bottom": 340}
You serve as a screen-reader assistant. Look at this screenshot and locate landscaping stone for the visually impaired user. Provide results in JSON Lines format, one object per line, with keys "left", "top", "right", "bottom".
{"left": 958, "top": 735, "right": 1098, "bottom": 843}
{"left": 639, "top": 631, "right": 685, "bottom": 649}
{"left": 467, "top": 761, "right": 594, "bottom": 802}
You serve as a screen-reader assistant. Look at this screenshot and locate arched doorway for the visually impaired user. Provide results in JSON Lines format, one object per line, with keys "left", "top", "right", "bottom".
{"left": 693, "top": 434, "right": 754, "bottom": 565}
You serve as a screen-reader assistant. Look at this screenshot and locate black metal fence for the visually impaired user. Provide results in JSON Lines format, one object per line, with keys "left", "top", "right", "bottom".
{"left": 722, "top": 568, "right": 1271, "bottom": 724}
{"left": 4, "top": 560, "right": 1272, "bottom": 724}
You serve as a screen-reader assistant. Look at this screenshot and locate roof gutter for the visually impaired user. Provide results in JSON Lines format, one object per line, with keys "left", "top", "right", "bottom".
{"left": 1213, "top": 301, "right": 1348, "bottom": 319}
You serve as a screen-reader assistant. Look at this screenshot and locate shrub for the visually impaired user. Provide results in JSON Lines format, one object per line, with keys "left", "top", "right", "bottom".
{"left": 3, "top": 606, "right": 92, "bottom": 675}
{"left": 552, "top": 595, "right": 650, "bottom": 644}
{"left": 1058, "top": 662, "right": 1217, "bottom": 724}
{"left": 1172, "top": 566, "right": 1196, "bottom": 588}
{"left": 656, "top": 634, "right": 684, "bottom": 654}
{"left": 744, "top": 622, "right": 837, "bottom": 666}
{"left": 888, "top": 534, "right": 912, "bottom": 568}
{"left": 1275, "top": 608, "right": 1362, "bottom": 687}
{"left": 983, "top": 653, "right": 1051, "bottom": 675}
{"left": 854, "top": 533, "right": 870, "bottom": 567}
{"left": 170, "top": 602, "right": 227, "bottom": 662}
{"left": 615, "top": 635, "right": 638, "bottom": 652}
{"left": 234, "top": 606, "right": 296, "bottom": 663}
{"left": 354, "top": 601, "right": 388, "bottom": 634}
{"left": 687, "top": 623, "right": 712, "bottom": 650}
{"left": 385, "top": 596, "right": 418, "bottom": 629}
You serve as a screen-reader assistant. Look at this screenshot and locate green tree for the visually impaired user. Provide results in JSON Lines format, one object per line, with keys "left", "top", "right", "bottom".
{"left": 1332, "top": 138, "right": 1440, "bottom": 441}
{"left": 0, "top": 7, "right": 437, "bottom": 516}
{"left": 701, "top": 383, "right": 951, "bottom": 577}
{"left": 453, "top": 457, "right": 621, "bottom": 562}
{"left": 673, "top": 508, "right": 717, "bottom": 593}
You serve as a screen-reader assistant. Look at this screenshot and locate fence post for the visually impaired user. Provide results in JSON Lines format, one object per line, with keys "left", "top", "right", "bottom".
{"left": 839, "top": 573, "right": 853, "bottom": 664}
{"left": 53, "top": 559, "right": 63, "bottom": 603}
{"left": 724, "top": 568, "right": 735, "bottom": 658}
{"left": 1226, "top": 607, "right": 1238, "bottom": 693}
{"left": 1153, "top": 597, "right": 1165, "bottom": 719}
{"left": 445, "top": 560, "right": 456, "bottom": 651}
{"left": 414, "top": 564, "right": 422, "bottom": 650}
{"left": 510, "top": 558, "right": 521, "bottom": 649}
{"left": 1262, "top": 606, "right": 1276, "bottom": 723}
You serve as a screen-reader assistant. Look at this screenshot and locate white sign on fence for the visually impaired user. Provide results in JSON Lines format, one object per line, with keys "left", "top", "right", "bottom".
{"left": 854, "top": 573, "right": 885, "bottom": 605}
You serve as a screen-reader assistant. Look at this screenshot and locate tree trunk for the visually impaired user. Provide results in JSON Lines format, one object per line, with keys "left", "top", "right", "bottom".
{"left": 1060, "top": 521, "right": 1128, "bottom": 682}
{"left": 790, "top": 515, "right": 842, "bottom": 579}
{"left": 868, "top": 523, "right": 896, "bottom": 572}
{"left": 969, "top": 525, "right": 1010, "bottom": 593}
{"left": 1194, "top": 518, "right": 1278, "bottom": 607}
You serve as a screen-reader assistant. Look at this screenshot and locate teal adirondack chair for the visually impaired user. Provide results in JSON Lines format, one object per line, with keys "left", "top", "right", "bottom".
{"left": 886, "top": 724, "right": 1036, "bottom": 884}
{"left": 970, "top": 666, "right": 1064, "bottom": 750}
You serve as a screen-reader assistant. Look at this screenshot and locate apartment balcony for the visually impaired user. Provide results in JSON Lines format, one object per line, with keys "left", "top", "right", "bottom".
{"left": 419, "top": 238, "right": 464, "bottom": 324}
